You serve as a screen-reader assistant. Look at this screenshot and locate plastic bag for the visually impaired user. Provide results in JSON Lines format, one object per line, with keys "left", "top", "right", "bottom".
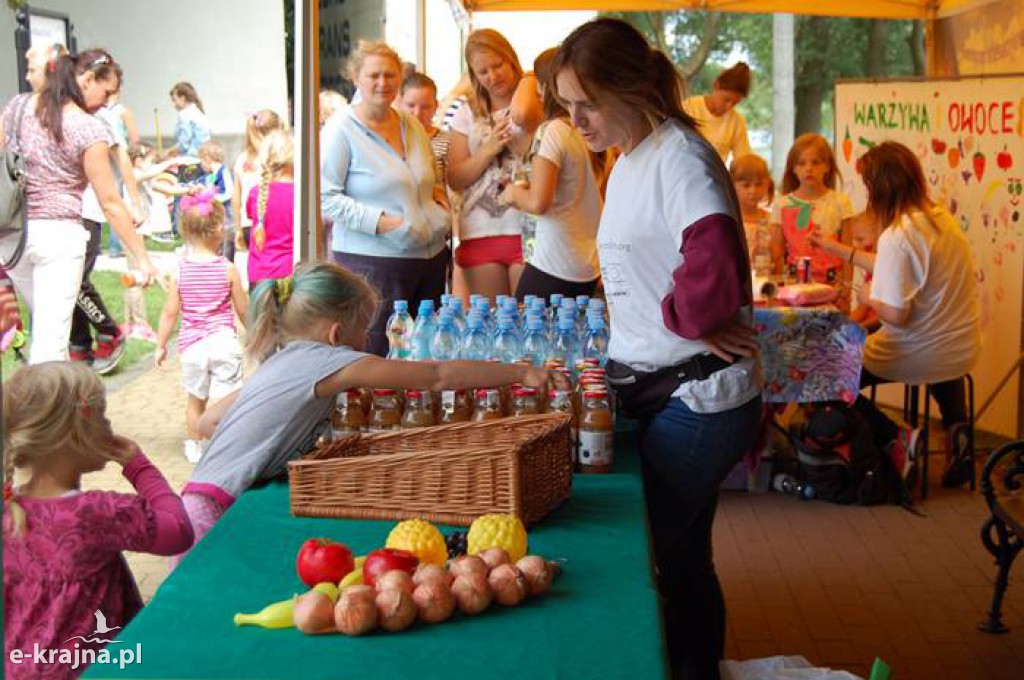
{"left": 721, "top": 655, "right": 864, "bottom": 680}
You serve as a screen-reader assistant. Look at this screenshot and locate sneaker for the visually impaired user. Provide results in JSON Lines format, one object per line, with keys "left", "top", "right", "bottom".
{"left": 92, "top": 331, "right": 126, "bottom": 375}
{"left": 888, "top": 426, "right": 922, "bottom": 495}
{"left": 941, "top": 423, "right": 972, "bottom": 488}
{"left": 69, "top": 344, "right": 94, "bottom": 365}
{"left": 122, "top": 322, "right": 158, "bottom": 343}
{"left": 183, "top": 439, "right": 205, "bottom": 464}
{"left": 149, "top": 232, "right": 176, "bottom": 245}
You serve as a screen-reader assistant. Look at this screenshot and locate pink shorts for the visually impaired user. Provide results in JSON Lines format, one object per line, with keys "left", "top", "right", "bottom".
{"left": 455, "top": 235, "right": 524, "bottom": 268}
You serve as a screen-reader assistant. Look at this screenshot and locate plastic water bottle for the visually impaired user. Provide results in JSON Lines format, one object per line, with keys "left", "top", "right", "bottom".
{"left": 772, "top": 473, "right": 815, "bottom": 501}
{"left": 575, "top": 295, "right": 590, "bottom": 332}
{"left": 493, "top": 317, "right": 522, "bottom": 363}
{"left": 583, "top": 317, "right": 610, "bottom": 367}
{"left": 410, "top": 300, "right": 437, "bottom": 361}
{"left": 521, "top": 316, "right": 549, "bottom": 366}
{"left": 461, "top": 312, "right": 490, "bottom": 361}
{"left": 430, "top": 309, "right": 461, "bottom": 361}
{"left": 449, "top": 297, "right": 467, "bottom": 336}
{"left": 550, "top": 315, "right": 579, "bottom": 369}
{"left": 385, "top": 300, "right": 413, "bottom": 360}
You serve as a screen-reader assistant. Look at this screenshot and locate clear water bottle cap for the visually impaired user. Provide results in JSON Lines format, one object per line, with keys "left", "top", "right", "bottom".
{"left": 576, "top": 295, "right": 590, "bottom": 307}
{"left": 560, "top": 298, "right": 576, "bottom": 310}
{"left": 440, "top": 293, "right": 452, "bottom": 307}
{"left": 418, "top": 299, "right": 434, "bottom": 313}
{"left": 393, "top": 299, "right": 409, "bottom": 312}
{"left": 549, "top": 293, "right": 563, "bottom": 306}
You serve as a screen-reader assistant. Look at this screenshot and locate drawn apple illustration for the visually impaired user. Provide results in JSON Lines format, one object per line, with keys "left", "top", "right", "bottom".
{"left": 997, "top": 146, "right": 1013, "bottom": 171}
{"left": 931, "top": 138, "right": 947, "bottom": 154}
{"left": 973, "top": 152, "right": 986, "bottom": 182}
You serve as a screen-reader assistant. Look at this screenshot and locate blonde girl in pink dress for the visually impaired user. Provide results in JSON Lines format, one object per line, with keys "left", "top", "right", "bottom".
{"left": 3, "top": 362, "right": 193, "bottom": 680}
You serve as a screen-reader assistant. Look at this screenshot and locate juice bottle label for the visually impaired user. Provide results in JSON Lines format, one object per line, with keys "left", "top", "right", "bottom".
{"left": 578, "top": 430, "right": 614, "bottom": 467}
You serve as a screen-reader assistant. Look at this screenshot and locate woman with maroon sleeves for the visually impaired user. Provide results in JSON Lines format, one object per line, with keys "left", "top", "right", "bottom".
{"left": 553, "top": 19, "right": 761, "bottom": 680}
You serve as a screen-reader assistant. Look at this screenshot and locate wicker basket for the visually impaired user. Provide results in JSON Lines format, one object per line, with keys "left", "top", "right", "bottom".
{"left": 288, "top": 412, "right": 573, "bottom": 527}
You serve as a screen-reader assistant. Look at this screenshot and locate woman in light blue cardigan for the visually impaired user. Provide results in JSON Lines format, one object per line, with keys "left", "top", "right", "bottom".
{"left": 320, "top": 41, "right": 449, "bottom": 356}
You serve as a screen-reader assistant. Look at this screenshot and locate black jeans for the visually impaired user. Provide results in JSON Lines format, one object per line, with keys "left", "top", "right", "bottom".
{"left": 513, "top": 263, "right": 598, "bottom": 301}
{"left": 331, "top": 249, "right": 449, "bottom": 357}
{"left": 854, "top": 367, "right": 968, "bottom": 448}
{"left": 70, "top": 220, "right": 119, "bottom": 348}
{"left": 638, "top": 395, "right": 762, "bottom": 680}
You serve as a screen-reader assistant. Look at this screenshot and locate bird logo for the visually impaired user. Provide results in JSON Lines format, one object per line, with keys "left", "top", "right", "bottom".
{"left": 63, "top": 610, "right": 123, "bottom": 645}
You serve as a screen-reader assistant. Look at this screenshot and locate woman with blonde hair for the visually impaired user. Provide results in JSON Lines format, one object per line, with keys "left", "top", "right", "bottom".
{"left": 320, "top": 40, "right": 449, "bottom": 356}
{"left": 447, "top": 29, "right": 541, "bottom": 299}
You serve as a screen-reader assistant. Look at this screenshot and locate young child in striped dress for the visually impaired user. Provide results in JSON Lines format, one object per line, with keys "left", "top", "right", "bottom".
{"left": 155, "top": 192, "right": 247, "bottom": 463}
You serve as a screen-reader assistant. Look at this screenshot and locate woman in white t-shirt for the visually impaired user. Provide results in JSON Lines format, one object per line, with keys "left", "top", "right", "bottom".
{"left": 811, "top": 141, "right": 981, "bottom": 489}
{"left": 681, "top": 62, "right": 752, "bottom": 164}
{"left": 553, "top": 20, "right": 761, "bottom": 680}
{"left": 501, "top": 48, "right": 601, "bottom": 299}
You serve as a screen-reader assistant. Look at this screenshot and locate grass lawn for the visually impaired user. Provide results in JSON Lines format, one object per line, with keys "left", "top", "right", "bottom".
{"left": 1, "top": 269, "right": 171, "bottom": 379}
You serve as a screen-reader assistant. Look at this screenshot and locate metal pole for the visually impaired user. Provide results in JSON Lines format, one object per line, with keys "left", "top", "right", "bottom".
{"left": 771, "top": 13, "right": 795, "bottom": 183}
{"left": 296, "top": 0, "right": 322, "bottom": 261}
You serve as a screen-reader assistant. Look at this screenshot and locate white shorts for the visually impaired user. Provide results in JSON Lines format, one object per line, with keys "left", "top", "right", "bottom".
{"left": 180, "top": 329, "right": 243, "bottom": 400}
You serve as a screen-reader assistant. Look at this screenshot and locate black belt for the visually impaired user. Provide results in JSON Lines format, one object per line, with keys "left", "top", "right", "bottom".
{"left": 674, "top": 352, "right": 735, "bottom": 383}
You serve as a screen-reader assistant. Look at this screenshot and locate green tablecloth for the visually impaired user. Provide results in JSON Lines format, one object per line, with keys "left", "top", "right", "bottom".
{"left": 83, "top": 434, "right": 667, "bottom": 680}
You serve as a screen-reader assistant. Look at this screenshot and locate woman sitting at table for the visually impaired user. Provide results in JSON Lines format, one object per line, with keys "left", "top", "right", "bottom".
{"left": 553, "top": 19, "right": 761, "bottom": 680}
{"left": 810, "top": 141, "right": 981, "bottom": 489}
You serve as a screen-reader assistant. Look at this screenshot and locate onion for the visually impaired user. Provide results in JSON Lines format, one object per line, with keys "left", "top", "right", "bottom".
{"left": 478, "top": 547, "right": 511, "bottom": 571}
{"left": 451, "top": 573, "right": 493, "bottom": 615}
{"left": 488, "top": 563, "right": 528, "bottom": 606}
{"left": 293, "top": 589, "right": 337, "bottom": 634}
{"left": 448, "top": 554, "right": 488, "bottom": 580}
{"left": 374, "top": 569, "right": 415, "bottom": 594}
{"left": 515, "top": 555, "right": 552, "bottom": 596}
{"left": 413, "top": 563, "right": 453, "bottom": 588}
{"left": 412, "top": 582, "right": 456, "bottom": 624}
{"left": 334, "top": 586, "right": 377, "bottom": 636}
{"left": 375, "top": 588, "right": 417, "bottom": 632}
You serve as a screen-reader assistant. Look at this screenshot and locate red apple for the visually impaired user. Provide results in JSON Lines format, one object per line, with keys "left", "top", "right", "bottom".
{"left": 973, "top": 152, "right": 986, "bottom": 182}
{"left": 931, "top": 138, "right": 947, "bottom": 154}
{"left": 363, "top": 548, "right": 419, "bottom": 587}
{"left": 997, "top": 147, "right": 1013, "bottom": 171}
{"left": 296, "top": 538, "right": 355, "bottom": 587}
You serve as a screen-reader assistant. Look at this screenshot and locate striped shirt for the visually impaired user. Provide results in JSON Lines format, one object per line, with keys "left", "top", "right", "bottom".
{"left": 178, "top": 256, "right": 235, "bottom": 353}
{"left": 429, "top": 128, "right": 451, "bottom": 186}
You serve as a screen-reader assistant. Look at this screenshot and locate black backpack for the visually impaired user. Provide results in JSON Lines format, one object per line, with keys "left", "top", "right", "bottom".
{"left": 792, "top": 401, "right": 906, "bottom": 506}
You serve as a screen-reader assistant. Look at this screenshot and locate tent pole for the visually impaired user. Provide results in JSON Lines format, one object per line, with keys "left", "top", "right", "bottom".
{"left": 297, "top": 0, "right": 322, "bottom": 262}
{"left": 924, "top": 14, "right": 939, "bottom": 77}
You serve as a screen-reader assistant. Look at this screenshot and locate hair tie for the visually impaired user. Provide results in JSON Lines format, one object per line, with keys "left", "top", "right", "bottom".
{"left": 47, "top": 44, "right": 65, "bottom": 73}
{"left": 180, "top": 190, "right": 216, "bottom": 217}
{"left": 276, "top": 277, "right": 294, "bottom": 305}
{"left": 3, "top": 482, "right": 13, "bottom": 503}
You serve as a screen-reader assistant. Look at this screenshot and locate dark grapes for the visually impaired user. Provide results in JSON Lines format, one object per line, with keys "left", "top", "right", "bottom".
{"left": 445, "top": 531, "right": 468, "bottom": 559}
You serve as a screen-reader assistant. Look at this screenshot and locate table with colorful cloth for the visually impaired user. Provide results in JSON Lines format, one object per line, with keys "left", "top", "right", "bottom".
{"left": 82, "top": 433, "right": 668, "bottom": 680}
{"left": 754, "top": 306, "right": 867, "bottom": 405}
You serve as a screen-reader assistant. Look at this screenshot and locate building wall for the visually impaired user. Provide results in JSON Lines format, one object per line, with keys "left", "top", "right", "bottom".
{"left": 1, "top": 0, "right": 289, "bottom": 151}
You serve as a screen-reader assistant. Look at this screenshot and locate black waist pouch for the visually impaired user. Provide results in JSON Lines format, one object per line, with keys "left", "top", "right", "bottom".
{"left": 605, "top": 354, "right": 735, "bottom": 420}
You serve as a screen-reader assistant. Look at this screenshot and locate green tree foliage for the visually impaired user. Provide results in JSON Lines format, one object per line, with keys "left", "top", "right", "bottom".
{"left": 603, "top": 10, "right": 923, "bottom": 138}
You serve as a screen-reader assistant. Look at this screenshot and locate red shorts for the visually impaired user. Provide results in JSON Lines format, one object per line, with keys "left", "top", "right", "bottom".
{"left": 455, "top": 235, "right": 524, "bottom": 268}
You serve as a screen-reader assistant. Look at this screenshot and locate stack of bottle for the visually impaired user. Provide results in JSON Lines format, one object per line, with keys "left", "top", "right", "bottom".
{"left": 333, "top": 294, "right": 616, "bottom": 474}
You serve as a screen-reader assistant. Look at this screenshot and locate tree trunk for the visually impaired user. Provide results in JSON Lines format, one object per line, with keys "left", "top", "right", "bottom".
{"left": 909, "top": 20, "right": 926, "bottom": 75}
{"left": 645, "top": 12, "right": 670, "bottom": 56}
{"left": 679, "top": 13, "right": 720, "bottom": 80}
{"left": 866, "top": 20, "right": 889, "bottom": 77}
{"left": 795, "top": 82, "right": 825, "bottom": 135}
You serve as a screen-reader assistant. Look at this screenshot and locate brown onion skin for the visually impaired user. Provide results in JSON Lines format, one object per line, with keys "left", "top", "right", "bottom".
{"left": 488, "top": 563, "right": 528, "bottom": 606}
{"left": 451, "top": 573, "right": 493, "bottom": 615}
{"left": 375, "top": 588, "right": 418, "bottom": 632}
{"left": 293, "top": 590, "right": 337, "bottom": 635}
{"left": 478, "top": 547, "right": 511, "bottom": 571}
{"left": 448, "top": 554, "right": 488, "bottom": 580}
{"left": 374, "top": 569, "right": 415, "bottom": 594}
{"left": 515, "top": 555, "right": 552, "bottom": 596}
{"left": 334, "top": 586, "right": 378, "bottom": 636}
{"left": 412, "top": 582, "right": 456, "bottom": 623}
{"left": 413, "top": 563, "right": 453, "bottom": 588}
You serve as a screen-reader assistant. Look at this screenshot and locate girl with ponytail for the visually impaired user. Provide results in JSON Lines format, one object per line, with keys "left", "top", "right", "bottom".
{"left": 3, "top": 362, "right": 192, "bottom": 680}
{"left": 552, "top": 18, "right": 760, "bottom": 680}
{"left": 245, "top": 129, "right": 295, "bottom": 286}
{"left": 172, "top": 261, "right": 567, "bottom": 567}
